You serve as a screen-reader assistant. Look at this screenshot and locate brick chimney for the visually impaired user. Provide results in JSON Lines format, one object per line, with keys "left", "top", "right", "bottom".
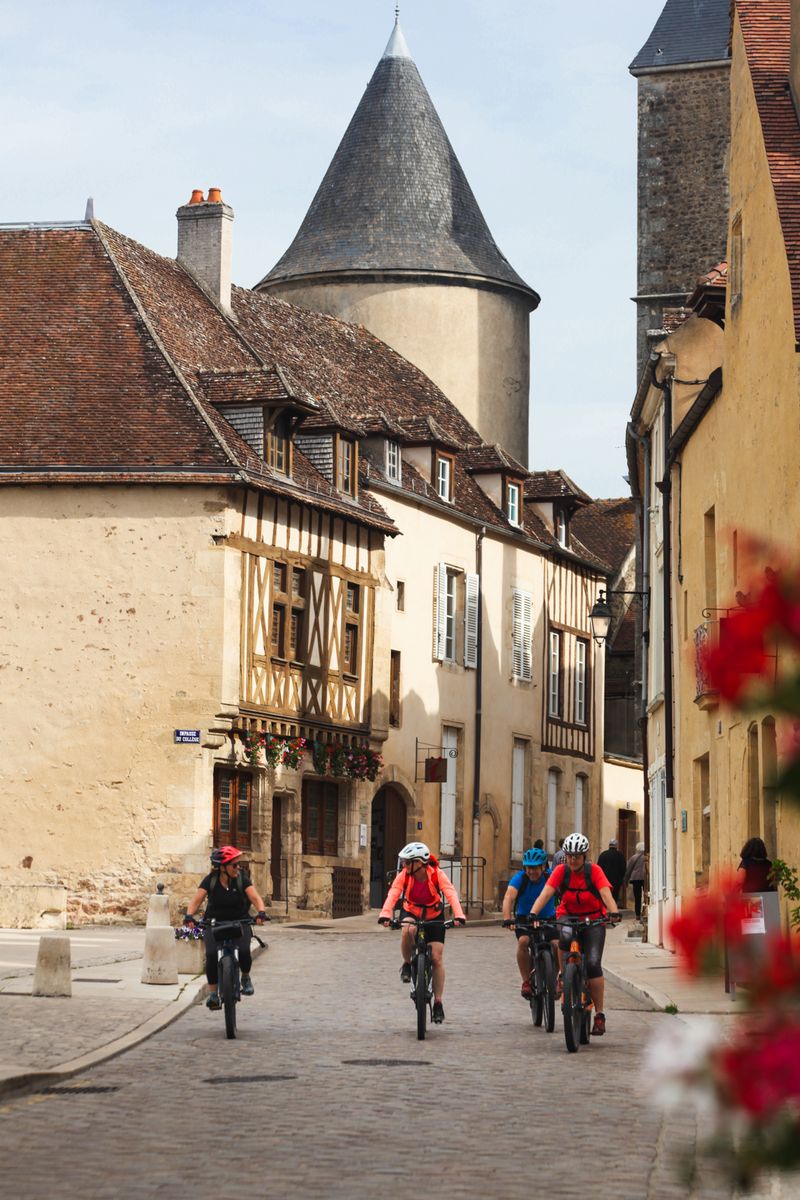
{"left": 176, "top": 188, "right": 234, "bottom": 315}
{"left": 792, "top": 0, "right": 800, "bottom": 118}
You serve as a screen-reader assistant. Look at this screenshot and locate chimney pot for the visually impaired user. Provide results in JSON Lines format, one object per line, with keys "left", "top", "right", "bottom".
{"left": 187, "top": 189, "right": 205, "bottom": 206}
{"left": 207, "top": 187, "right": 223, "bottom": 204}
{"left": 176, "top": 189, "right": 234, "bottom": 314}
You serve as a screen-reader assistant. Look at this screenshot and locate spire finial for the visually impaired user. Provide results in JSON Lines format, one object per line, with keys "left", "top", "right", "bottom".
{"left": 395, "top": 4, "right": 400, "bottom": 22}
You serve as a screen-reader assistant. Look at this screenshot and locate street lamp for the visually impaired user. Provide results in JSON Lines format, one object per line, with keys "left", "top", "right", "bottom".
{"left": 589, "top": 588, "right": 649, "bottom": 646}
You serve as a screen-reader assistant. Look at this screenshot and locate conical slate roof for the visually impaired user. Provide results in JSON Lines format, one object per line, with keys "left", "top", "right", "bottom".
{"left": 258, "top": 22, "right": 538, "bottom": 304}
{"left": 629, "top": 0, "right": 731, "bottom": 74}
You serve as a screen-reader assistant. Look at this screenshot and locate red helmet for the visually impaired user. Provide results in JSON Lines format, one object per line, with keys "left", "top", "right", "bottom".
{"left": 211, "top": 845, "right": 242, "bottom": 867}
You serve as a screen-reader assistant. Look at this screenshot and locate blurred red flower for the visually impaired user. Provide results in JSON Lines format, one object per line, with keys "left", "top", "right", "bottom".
{"left": 717, "top": 1021, "right": 800, "bottom": 1119}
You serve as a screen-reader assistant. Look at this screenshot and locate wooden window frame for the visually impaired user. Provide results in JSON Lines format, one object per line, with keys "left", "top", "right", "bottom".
{"left": 511, "top": 588, "right": 533, "bottom": 682}
{"left": 574, "top": 637, "right": 588, "bottom": 726}
{"left": 336, "top": 435, "right": 357, "bottom": 497}
{"left": 396, "top": 580, "right": 405, "bottom": 612}
{"left": 386, "top": 439, "right": 402, "bottom": 483}
{"left": 390, "top": 649, "right": 401, "bottom": 727}
{"left": 554, "top": 508, "right": 568, "bottom": 547}
{"left": 213, "top": 768, "right": 253, "bottom": 849}
{"left": 434, "top": 452, "right": 455, "bottom": 503}
{"left": 266, "top": 412, "right": 292, "bottom": 476}
{"left": 444, "top": 568, "right": 458, "bottom": 662}
{"left": 342, "top": 579, "right": 362, "bottom": 678}
{"left": 505, "top": 478, "right": 522, "bottom": 527}
{"left": 548, "top": 629, "right": 562, "bottom": 719}
{"left": 271, "top": 560, "right": 289, "bottom": 660}
{"left": 302, "top": 779, "right": 339, "bottom": 856}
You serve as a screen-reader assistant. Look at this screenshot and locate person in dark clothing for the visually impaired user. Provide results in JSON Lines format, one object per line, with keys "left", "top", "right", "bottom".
{"left": 184, "top": 845, "right": 268, "bottom": 1010}
{"left": 597, "top": 839, "right": 627, "bottom": 905}
{"left": 737, "top": 838, "right": 776, "bottom": 893}
{"left": 624, "top": 842, "right": 646, "bottom": 919}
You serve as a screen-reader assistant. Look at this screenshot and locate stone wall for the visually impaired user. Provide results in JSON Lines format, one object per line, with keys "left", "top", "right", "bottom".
{"left": 635, "top": 64, "right": 730, "bottom": 377}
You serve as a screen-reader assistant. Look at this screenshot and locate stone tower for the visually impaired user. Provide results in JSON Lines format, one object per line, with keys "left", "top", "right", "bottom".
{"left": 630, "top": 0, "right": 731, "bottom": 378}
{"left": 256, "top": 19, "right": 539, "bottom": 466}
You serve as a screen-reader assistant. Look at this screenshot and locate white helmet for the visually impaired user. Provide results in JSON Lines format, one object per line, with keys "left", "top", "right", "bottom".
{"left": 563, "top": 832, "right": 590, "bottom": 855}
{"left": 398, "top": 841, "right": 431, "bottom": 865}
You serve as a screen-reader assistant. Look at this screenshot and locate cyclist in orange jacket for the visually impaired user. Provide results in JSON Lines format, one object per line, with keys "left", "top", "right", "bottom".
{"left": 378, "top": 841, "right": 465, "bottom": 1024}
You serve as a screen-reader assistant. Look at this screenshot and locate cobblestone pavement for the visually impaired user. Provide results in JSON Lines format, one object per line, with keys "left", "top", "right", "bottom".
{"left": 0, "top": 927, "right": 732, "bottom": 1200}
{"left": 0, "top": 994, "right": 165, "bottom": 1070}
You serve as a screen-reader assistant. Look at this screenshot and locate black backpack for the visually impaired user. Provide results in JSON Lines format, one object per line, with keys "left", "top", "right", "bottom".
{"left": 512, "top": 873, "right": 531, "bottom": 917}
{"left": 556, "top": 862, "right": 603, "bottom": 912}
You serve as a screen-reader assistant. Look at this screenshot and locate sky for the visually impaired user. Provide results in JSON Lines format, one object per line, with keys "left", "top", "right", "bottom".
{"left": 1, "top": 0, "right": 668, "bottom": 497}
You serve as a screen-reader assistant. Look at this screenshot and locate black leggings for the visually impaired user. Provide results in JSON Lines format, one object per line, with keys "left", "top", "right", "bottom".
{"left": 558, "top": 923, "right": 606, "bottom": 980}
{"left": 203, "top": 928, "right": 252, "bottom": 985}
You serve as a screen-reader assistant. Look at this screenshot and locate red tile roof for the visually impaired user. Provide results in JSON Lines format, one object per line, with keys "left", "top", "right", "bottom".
{"left": 462, "top": 443, "right": 527, "bottom": 475}
{"left": 737, "top": 1, "right": 800, "bottom": 344}
{"left": 524, "top": 470, "right": 592, "bottom": 504}
{"left": 570, "top": 498, "right": 636, "bottom": 576}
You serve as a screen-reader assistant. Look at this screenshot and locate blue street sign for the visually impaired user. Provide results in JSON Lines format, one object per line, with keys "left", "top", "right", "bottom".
{"left": 174, "top": 729, "right": 201, "bottom": 744}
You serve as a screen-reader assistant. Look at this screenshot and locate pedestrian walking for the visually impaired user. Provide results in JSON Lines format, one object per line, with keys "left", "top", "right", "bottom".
{"left": 623, "top": 842, "right": 646, "bottom": 920}
{"left": 552, "top": 838, "right": 566, "bottom": 867}
{"left": 597, "top": 839, "right": 627, "bottom": 905}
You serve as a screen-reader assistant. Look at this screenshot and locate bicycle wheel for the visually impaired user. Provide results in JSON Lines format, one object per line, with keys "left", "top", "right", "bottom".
{"left": 531, "top": 952, "right": 544, "bottom": 1027}
{"left": 562, "top": 962, "right": 582, "bottom": 1053}
{"left": 579, "top": 990, "right": 592, "bottom": 1045}
{"left": 415, "top": 953, "right": 428, "bottom": 1041}
{"left": 541, "top": 949, "right": 556, "bottom": 1033}
{"left": 220, "top": 955, "right": 237, "bottom": 1040}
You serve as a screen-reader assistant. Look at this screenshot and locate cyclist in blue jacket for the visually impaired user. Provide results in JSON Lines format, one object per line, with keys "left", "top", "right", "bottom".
{"left": 502, "top": 847, "right": 557, "bottom": 998}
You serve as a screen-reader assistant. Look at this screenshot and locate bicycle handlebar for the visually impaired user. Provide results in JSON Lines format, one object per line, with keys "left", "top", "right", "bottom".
{"left": 385, "top": 917, "right": 460, "bottom": 930}
{"left": 187, "top": 915, "right": 268, "bottom": 930}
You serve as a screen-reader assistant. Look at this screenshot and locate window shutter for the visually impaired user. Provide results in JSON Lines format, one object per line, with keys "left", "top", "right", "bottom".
{"left": 464, "top": 573, "right": 480, "bottom": 668}
{"left": 512, "top": 589, "right": 532, "bottom": 681}
{"left": 433, "top": 563, "right": 447, "bottom": 661}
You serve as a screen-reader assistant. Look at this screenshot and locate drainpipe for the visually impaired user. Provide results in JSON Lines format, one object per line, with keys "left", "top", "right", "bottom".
{"left": 626, "top": 420, "right": 651, "bottom": 853}
{"left": 471, "top": 526, "right": 486, "bottom": 911}
{"left": 654, "top": 370, "right": 677, "bottom": 918}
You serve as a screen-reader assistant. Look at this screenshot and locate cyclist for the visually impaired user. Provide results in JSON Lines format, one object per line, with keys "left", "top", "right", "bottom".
{"left": 184, "top": 845, "right": 268, "bottom": 1010}
{"left": 529, "top": 832, "right": 619, "bottom": 1036}
{"left": 378, "top": 841, "right": 466, "bottom": 1024}
{"left": 502, "top": 847, "right": 557, "bottom": 999}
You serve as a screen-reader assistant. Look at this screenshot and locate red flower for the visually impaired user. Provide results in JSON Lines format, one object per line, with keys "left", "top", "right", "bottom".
{"left": 717, "top": 1021, "right": 800, "bottom": 1119}
{"left": 668, "top": 881, "right": 749, "bottom": 976}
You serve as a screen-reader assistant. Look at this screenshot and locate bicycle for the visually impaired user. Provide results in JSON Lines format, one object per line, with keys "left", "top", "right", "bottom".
{"left": 388, "top": 914, "right": 456, "bottom": 1040}
{"left": 194, "top": 915, "right": 267, "bottom": 1039}
{"left": 555, "top": 915, "right": 617, "bottom": 1053}
{"left": 503, "top": 914, "right": 558, "bottom": 1032}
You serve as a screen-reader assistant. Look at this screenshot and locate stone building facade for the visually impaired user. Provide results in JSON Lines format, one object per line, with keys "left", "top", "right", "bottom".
{"left": 630, "top": 0, "right": 731, "bottom": 378}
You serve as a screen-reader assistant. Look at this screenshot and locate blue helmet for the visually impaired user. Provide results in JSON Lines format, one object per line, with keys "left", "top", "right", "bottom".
{"left": 522, "top": 847, "right": 548, "bottom": 867}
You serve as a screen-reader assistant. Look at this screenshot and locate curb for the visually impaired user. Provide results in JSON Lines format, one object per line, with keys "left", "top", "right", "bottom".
{"left": 602, "top": 963, "right": 671, "bottom": 1012}
{"left": 0, "top": 943, "right": 267, "bottom": 1102}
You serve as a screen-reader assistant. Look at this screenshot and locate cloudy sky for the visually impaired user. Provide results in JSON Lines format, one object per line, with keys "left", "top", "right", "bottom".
{"left": 2, "top": 0, "right": 668, "bottom": 496}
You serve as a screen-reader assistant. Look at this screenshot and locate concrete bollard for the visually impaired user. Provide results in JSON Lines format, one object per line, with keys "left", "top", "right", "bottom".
{"left": 146, "top": 882, "right": 172, "bottom": 928}
{"left": 32, "top": 932, "right": 72, "bottom": 997}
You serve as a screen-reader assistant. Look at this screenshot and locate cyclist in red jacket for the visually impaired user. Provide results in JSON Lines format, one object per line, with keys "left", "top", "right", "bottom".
{"left": 529, "top": 832, "right": 619, "bottom": 1036}
{"left": 378, "top": 841, "right": 465, "bottom": 1024}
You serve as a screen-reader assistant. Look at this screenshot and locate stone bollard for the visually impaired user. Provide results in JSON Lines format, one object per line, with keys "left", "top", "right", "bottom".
{"left": 141, "top": 883, "right": 178, "bottom": 985}
{"left": 32, "top": 932, "right": 72, "bottom": 997}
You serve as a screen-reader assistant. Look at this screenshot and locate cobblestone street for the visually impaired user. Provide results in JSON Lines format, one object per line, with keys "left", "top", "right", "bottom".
{"left": 0, "top": 926, "right": 733, "bottom": 1199}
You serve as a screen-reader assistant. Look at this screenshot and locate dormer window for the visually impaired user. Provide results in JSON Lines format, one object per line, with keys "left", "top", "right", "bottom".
{"left": 266, "top": 413, "right": 291, "bottom": 475}
{"left": 435, "top": 453, "right": 454, "bottom": 503}
{"left": 555, "top": 508, "right": 568, "bottom": 548}
{"left": 336, "top": 435, "right": 356, "bottom": 496}
{"left": 386, "top": 439, "right": 401, "bottom": 483}
{"left": 506, "top": 481, "right": 521, "bottom": 527}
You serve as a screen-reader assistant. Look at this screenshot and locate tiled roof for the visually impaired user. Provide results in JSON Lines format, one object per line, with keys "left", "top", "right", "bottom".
{"left": 630, "top": 0, "right": 731, "bottom": 73}
{"left": 258, "top": 27, "right": 538, "bottom": 305}
{"left": 524, "top": 470, "right": 592, "bottom": 504}
{"left": 736, "top": 2, "right": 800, "bottom": 346}
{"left": 570, "top": 498, "right": 636, "bottom": 577}
{"left": 399, "top": 415, "right": 463, "bottom": 450}
{"left": 462, "top": 443, "right": 527, "bottom": 475}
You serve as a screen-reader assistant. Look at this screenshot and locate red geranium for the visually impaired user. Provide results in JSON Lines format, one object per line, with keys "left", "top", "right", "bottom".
{"left": 716, "top": 1021, "right": 800, "bottom": 1120}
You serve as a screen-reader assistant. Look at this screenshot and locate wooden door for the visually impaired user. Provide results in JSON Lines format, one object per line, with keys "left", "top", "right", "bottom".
{"left": 369, "top": 787, "right": 406, "bottom": 908}
{"left": 270, "top": 794, "right": 283, "bottom": 901}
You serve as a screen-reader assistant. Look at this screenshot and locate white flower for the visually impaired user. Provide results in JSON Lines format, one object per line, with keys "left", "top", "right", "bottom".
{"left": 644, "top": 1018, "right": 723, "bottom": 1117}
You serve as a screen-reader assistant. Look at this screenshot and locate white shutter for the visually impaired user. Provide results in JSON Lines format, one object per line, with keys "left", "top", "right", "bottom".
{"left": 574, "top": 774, "right": 585, "bottom": 833}
{"left": 433, "top": 562, "right": 447, "bottom": 661}
{"left": 464, "top": 572, "right": 480, "bottom": 668}
{"left": 512, "top": 589, "right": 532, "bottom": 681}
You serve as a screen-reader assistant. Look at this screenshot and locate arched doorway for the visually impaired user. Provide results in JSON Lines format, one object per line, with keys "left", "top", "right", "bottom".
{"left": 370, "top": 786, "right": 407, "bottom": 908}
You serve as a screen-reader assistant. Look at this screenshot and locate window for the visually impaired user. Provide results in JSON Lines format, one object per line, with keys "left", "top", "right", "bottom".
{"left": 548, "top": 630, "right": 562, "bottom": 717}
{"left": 266, "top": 413, "right": 291, "bottom": 475}
{"left": 435, "top": 454, "right": 454, "bottom": 503}
{"left": 302, "top": 780, "right": 339, "bottom": 855}
{"left": 337, "top": 437, "right": 356, "bottom": 496}
{"left": 289, "top": 608, "right": 304, "bottom": 660}
{"left": 271, "top": 561, "right": 288, "bottom": 659}
{"left": 433, "top": 563, "right": 461, "bottom": 663}
{"left": 386, "top": 440, "right": 401, "bottom": 483}
{"left": 546, "top": 769, "right": 559, "bottom": 854}
{"left": 574, "top": 774, "right": 586, "bottom": 834}
{"left": 506, "top": 481, "right": 521, "bottom": 527}
{"left": 292, "top": 568, "right": 305, "bottom": 598}
{"left": 271, "top": 604, "right": 286, "bottom": 655}
{"left": 271, "top": 560, "right": 305, "bottom": 661}
{"left": 342, "top": 579, "right": 362, "bottom": 677}
{"left": 511, "top": 588, "right": 532, "bottom": 681}
{"left": 440, "top": 726, "right": 459, "bottom": 856}
{"left": 390, "top": 650, "right": 401, "bottom": 726}
{"left": 574, "top": 638, "right": 588, "bottom": 724}
{"left": 464, "top": 573, "right": 480, "bottom": 669}
{"left": 554, "top": 509, "right": 567, "bottom": 547}
{"left": 214, "top": 768, "right": 252, "bottom": 849}
{"left": 396, "top": 580, "right": 405, "bottom": 612}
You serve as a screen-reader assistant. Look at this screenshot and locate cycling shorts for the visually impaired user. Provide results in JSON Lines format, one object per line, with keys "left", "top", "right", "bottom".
{"left": 400, "top": 907, "right": 445, "bottom": 943}
{"left": 558, "top": 923, "right": 606, "bottom": 980}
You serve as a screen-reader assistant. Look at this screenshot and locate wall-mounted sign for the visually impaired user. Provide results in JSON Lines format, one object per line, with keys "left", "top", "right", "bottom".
{"left": 359, "top": 823, "right": 368, "bottom": 848}
{"left": 174, "top": 729, "right": 201, "bottom": 744}
{"left": 424, "top": 756, "right": 447, "bottom": 783}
